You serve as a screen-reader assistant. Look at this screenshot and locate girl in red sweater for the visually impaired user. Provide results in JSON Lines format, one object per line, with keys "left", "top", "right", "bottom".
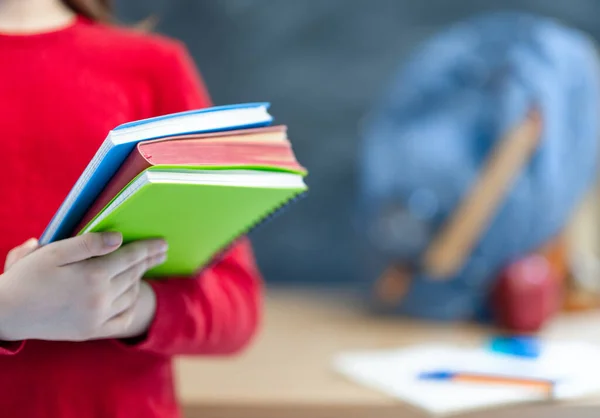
{"left": 0, "top": 0, "right": 263, "bottom": 417}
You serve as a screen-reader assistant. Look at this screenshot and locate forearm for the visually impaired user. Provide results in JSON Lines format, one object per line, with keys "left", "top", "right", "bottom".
{"left": 0, "top": 274, "right": 26, "bottom": 354}
{"left": 0, "top": 275, "right": 18, "bottom": 341}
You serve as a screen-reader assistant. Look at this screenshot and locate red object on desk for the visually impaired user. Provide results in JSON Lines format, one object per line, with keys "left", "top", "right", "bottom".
{"left": 492, "top": 254, "right": 562, "bottom": 332}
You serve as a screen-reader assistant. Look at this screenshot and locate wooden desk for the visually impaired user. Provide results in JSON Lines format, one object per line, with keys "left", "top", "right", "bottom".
{"left": 175, "top": 288, "right": 600, "bottom": 418}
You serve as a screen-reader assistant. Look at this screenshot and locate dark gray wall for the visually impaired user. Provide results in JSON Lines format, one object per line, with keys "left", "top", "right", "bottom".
{"left": 116, "top": 0, "right": 600, "bottom": 285}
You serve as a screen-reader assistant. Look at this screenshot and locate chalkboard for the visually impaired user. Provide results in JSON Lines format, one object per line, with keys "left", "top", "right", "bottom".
{"left": 116, "top": 0, "right": 600, "bottom": 284}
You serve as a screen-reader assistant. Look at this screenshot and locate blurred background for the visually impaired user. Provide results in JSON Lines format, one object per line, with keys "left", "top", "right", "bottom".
{"left": 115, "top": 0, "right": 600, "bottom": 288}
{"left": 107, "top": 2, "right": 600, "bottom": 415}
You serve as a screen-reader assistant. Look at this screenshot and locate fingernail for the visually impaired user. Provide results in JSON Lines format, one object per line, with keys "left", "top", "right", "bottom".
{"left": 152, "top": 253, "right": 167, "bottom": 266}
{"left": 25, "top": 238, "right": 38, "bottom": 248}
{"left": 155, "top": 240, "right": 168, "bottom": 253}
{"left": 103, "top": 232, "right": 122, "bottom": 247}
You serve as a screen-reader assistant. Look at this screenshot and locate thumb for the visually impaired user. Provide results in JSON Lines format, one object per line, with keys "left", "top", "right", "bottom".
{"left": 22, "top": 238, "right": 39, "bottom": 251}
{"left": 5, "top": 238, "right": 40, "bottom": 271}
{"left": 43, "top": 232, "right": 123, "bottom": 265}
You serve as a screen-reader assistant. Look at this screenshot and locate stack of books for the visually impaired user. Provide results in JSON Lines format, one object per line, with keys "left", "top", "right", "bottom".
{"left": 41, "top": 103, "right": 307, "bottom": 277}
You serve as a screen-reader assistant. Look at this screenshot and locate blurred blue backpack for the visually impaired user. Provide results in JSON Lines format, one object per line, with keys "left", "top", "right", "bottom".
{"left": 357, "top": 11, "right": 600, "bottom": 321}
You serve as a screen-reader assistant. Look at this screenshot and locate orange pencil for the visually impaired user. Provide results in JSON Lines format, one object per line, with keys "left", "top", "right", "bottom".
{"left": 418, "top": 371, "right": 555, "bottom": 397}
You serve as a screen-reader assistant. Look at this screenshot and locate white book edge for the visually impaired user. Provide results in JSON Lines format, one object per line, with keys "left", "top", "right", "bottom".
{"left": 82, "top": 170, "right": 306, "bottom": 233}
{"left": 41, "top": 106, "right": 272, "bottom": 244}
{"left": 111, "top": 106, "right": 272, "bottom": 144}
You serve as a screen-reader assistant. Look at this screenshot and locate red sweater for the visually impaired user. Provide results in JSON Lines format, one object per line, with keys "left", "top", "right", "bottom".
{"left": 0, "top": 15, "right": 262, "bottom": 418}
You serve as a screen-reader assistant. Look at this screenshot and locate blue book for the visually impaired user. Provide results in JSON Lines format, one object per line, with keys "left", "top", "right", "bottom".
{"left": 40, "top": 103, "right": 273, "bottom": 244}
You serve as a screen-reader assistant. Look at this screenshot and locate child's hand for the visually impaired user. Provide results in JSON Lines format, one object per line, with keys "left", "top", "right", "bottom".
{"left": 0, "top": 232, "right": 167, "bottom": 342}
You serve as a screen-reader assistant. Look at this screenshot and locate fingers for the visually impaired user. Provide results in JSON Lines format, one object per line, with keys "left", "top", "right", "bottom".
{"left": 111, "top": 252, "right": 166, "bottom": 299}
{"left": 99, "top": 281, "right": 157, "bottom": 340}
{"left": 110, "top": 281, "right": 140, "bottom": 318}
{"left": 87, "top": 239, "right": 167, "bottom": 279}
{"left": 101, "top": 306, "right": 136, "bottom": 338}
{"left": 103, "top": 253, "right": 166, "bottom": 336}
{"left": 4, "top": 238, "right": 39, "bottom": 271}
{"left": 43, "top": 232, "right": 123, "bottom": 265}
{"left": 19, "top": 238, "right": 39, "bottom": 253}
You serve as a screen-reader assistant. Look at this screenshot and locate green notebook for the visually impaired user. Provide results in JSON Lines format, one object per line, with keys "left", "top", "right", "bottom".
{"left": 79, "top": 167, "right": 307, "bottom": 277}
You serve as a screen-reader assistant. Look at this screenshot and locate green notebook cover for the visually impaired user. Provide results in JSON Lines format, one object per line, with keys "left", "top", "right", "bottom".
{"left": 80, "top": 168, "right": 306, "bottom": 277}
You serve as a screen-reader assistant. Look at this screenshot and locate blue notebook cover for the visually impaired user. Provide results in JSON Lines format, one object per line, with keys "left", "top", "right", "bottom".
{"left": 41, "top": 103, "right": 273, "bottom": 244}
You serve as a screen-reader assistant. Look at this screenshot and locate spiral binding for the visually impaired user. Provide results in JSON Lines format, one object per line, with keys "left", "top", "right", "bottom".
{"left": 198, "top": 190, "right": 309, "bottom": 273}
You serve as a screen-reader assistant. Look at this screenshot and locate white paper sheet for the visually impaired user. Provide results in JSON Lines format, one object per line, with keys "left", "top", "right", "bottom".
{"left": 333, "top": 341, "right": 600, "bottom": 415}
